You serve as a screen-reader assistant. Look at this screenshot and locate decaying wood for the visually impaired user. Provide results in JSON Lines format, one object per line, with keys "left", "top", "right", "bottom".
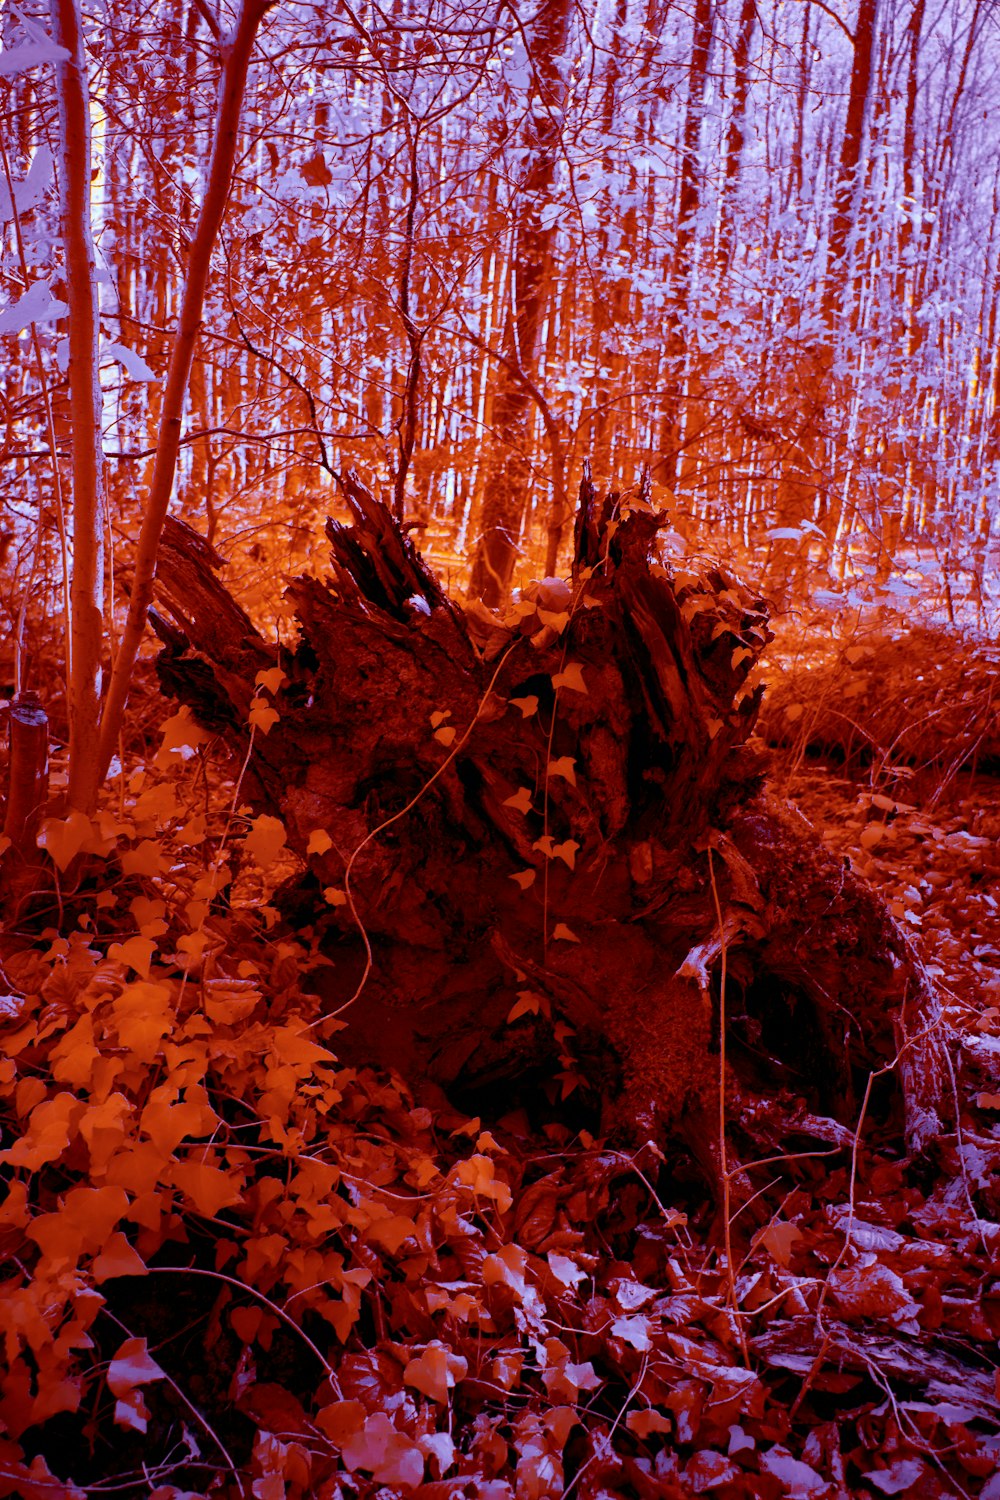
{"left": 1, "top": 692, "right": 50, "bottom": 912}
{"left": 753, "top": 1317, "right": 1000, "bottom": 1422}
{"left": 150, "top": 469, "right": 949, "bottom": 1184}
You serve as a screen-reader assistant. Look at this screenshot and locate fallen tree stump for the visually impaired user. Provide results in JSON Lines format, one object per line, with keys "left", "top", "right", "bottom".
{"left": 150, "top": 470, "right": 949, "bottom": 1187}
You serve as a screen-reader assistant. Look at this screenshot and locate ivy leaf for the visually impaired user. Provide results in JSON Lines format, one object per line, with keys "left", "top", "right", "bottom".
{"left": 552, "top": 840, "right": 580, "bottom": 870}
{"left": 404, "top": 1341, "right": 468, "bottom": 1404}
{"left": 316, "top": 1400, "right": 366, "bottom": 1446}
{"left": 249, "top": 698, "right": 279, "bottom": 735}
{"left": 113, "top": 1388, "right": 151, "bottom": 1435}
{"left": 244, "top": 814, "right": 287, "bottom": 867}
{"left": 611, "top": 1314, "right": 652, "bottom": 1351}
{"left": 508, "top": 989, "right": 545, "bottom": 1022}
{"left": 0, "top": 1092, "right": 83, "bottom": 1170}
{"left": 757, "top": 1221, "right": 803, "bottom": 1269}
{"left": 627, "top": 1410, "right": 672, "bottom": 1437}
{"left": 454, "top": 1155, "right": 512, "bottom": 1209}
{"left": 92, "top": 1233, "right": 147, "bottom": 1283}
{"left": 130, "top": 896, "right": 167, "bottom": 937}
{"left": 171, "top": 1160, "right": 244, "bottom": 1217}
{"left": 141, "top": 1091, "right": 220, "bottom": 1154}
{"left": 37, "top": 811, "right": 93, "bottom": 871}
{"left": 255, "top": 667, "right": 287, "bottom": 695}
{"left": 341, "top": 1412, "right": 424, "bottom": 1489}
{"left": 548, "top": 1252, "right": 585, "bottom": 1288}
{"left": 510, "top": 868, "right": 536, "bottom": 889}
{"left": 483, "top": 1243, "right": 529, "bottom": 1297}
{"left": 203, "top": 980, "right": 260, "bottom": 1025}
{"left": 307, "top": 828, "right": 333, "bottom": 856}
{"left": 866, "top": 1459, "right": 928, "bottom": 1495}
{"left": 112, "top": 982, "right": 173, "bottom": 1062}
{"left": 493, "top": 1353, "right": 523, "bottom": 1389}
{"left": 551, "top": 662, "right": 587, "bottom": 694}
{"left": 176, "top": 812, "right": 207, "bottom": 845}
{"left": 107, "top": 934, "right": 156, "bottom": 979}
{"left": 157, "top": 705, "right": 211, "bottom": 762}
{"left": 120, "top": 839, "right": 169, "bottom": 878}
{"left": 547, "top": 756, "right": 577, "bottom": 786}
{"left": 366, "top": 1215, "right": 418, "bottom": 1254}
{"left": 504, "top": 786, "right": 533, "bottom": 814}
{"left": 510, "top": 695, "right": 539, "bottom": 718}
{"left": 419, "top": 1431, "right": 455, "bottom": 1477}
{"left": 107, "top": 1338, "right": 165, "bottom": 1398}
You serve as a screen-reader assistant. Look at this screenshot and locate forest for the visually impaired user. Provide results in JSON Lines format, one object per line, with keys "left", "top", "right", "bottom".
{"left": 1, "top": 0, "right": 999, "bottom": 1495}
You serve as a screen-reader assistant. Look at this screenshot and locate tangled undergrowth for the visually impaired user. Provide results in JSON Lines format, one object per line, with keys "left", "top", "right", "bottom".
{"left": 1, "top": 691, "right": 999, "bottom": 1500}
{"left": 759, "top": 622, "right": 1000, "bottom": 794}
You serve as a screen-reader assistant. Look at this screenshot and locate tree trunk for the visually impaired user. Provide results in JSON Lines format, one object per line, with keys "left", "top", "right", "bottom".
{"left": 823, "top": 0, "right": 878, "bottom": 328}
{"left": 467, "top": 0, "right": 574, "bottom": 607}
{"left": 50, "top": 0, "right": 107, "bottom": 814}
{"left": 652, "top": 0, "right": 713, "bottom": 491}
{"left": 150, "top": 470, "right": 949, "bottom": 1186}
{"left": 2, "top": 693, "right": 48, "bottom": 860}
{"left": 93, "top": 0, "right": 273, "bottom": 802}
{"left": 716, "top": 0, "right": 757, "bottom": 271}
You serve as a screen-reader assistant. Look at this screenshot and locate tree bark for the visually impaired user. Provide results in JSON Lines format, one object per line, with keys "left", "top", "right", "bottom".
{"left": 93, "top": 0, "right": 274, "bottom": 802}
{"left": 652, "top": 0, "right": 713, "bottom": 491}
{"left": 2, "top": 693, "right": 48, "bottom": 863}
{"left": 716, "top": 0, "right": 757, "bottom": 271}
{"left": 49, "top": 0, "right": 107, "bottom": 814}
{"left": 823, "top": 0, "right": 878, "bottom": 328}
{"left": 467, "top": 0, "right": 574, "bottom": 607}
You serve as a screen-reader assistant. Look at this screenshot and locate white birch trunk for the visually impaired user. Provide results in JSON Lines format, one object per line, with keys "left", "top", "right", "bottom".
{"left": 49, "top": 0, "right": 106, "bottom": 814}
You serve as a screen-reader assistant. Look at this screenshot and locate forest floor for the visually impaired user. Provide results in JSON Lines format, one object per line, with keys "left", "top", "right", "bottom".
{"left": 3, "top": 604, "right": 1000, "bottom": 1500}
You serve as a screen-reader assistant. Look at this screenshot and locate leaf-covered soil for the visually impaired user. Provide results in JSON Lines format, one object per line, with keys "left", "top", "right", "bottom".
{"left": 1, "top": 670, "right": 999, "bottom": 1499}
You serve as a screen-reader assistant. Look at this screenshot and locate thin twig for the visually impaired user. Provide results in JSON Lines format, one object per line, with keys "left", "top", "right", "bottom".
{"left": 707, "top": 844, "right": 749, "bottom": 1364}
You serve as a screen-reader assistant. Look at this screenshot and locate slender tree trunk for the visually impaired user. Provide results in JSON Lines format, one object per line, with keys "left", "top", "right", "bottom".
{"left": 897, "top": 0, "right": 925, "bottom": 339}
{"left": 467, "top": 0, "right": 573, "bottom": 606}
{"left": 2, "top": 693, "right": 49, "bottom": 868}
{"left": 93, "top": 0, "right": 274, "bottom": 799}
{"left": 877, "top": 0, "right": 926, "bottom": 581}
{"left": 716, "top": 0, "right": 757, "bottom": 270}
{"left": 393, "top": 124, "right": 423, "bottom": 523}
{"left": 652, "top": 0, "right": 713, "bottom": 491}
{"left": 49, "top": 0, "right": 107, "bottom": 814}
{"left": 823, "top": 0, "right": 878, "bottom": 327}
{"left": 788, "top": 2, "right": 812, "bottom": 208}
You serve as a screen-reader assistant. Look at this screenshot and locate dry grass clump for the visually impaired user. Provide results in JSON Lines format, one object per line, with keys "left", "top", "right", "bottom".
{"left": 760, "top": 625, "right": 1000, "bottom": 797}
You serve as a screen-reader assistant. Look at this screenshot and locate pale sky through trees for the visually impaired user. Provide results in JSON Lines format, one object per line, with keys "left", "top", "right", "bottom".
{"left": 2, "top": 0, "right": 999, "bottom": 644}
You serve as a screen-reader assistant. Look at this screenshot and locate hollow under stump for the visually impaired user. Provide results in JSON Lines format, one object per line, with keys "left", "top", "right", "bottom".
{"left": 149, "top": 469, "right": 949, "bottom": 1195}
